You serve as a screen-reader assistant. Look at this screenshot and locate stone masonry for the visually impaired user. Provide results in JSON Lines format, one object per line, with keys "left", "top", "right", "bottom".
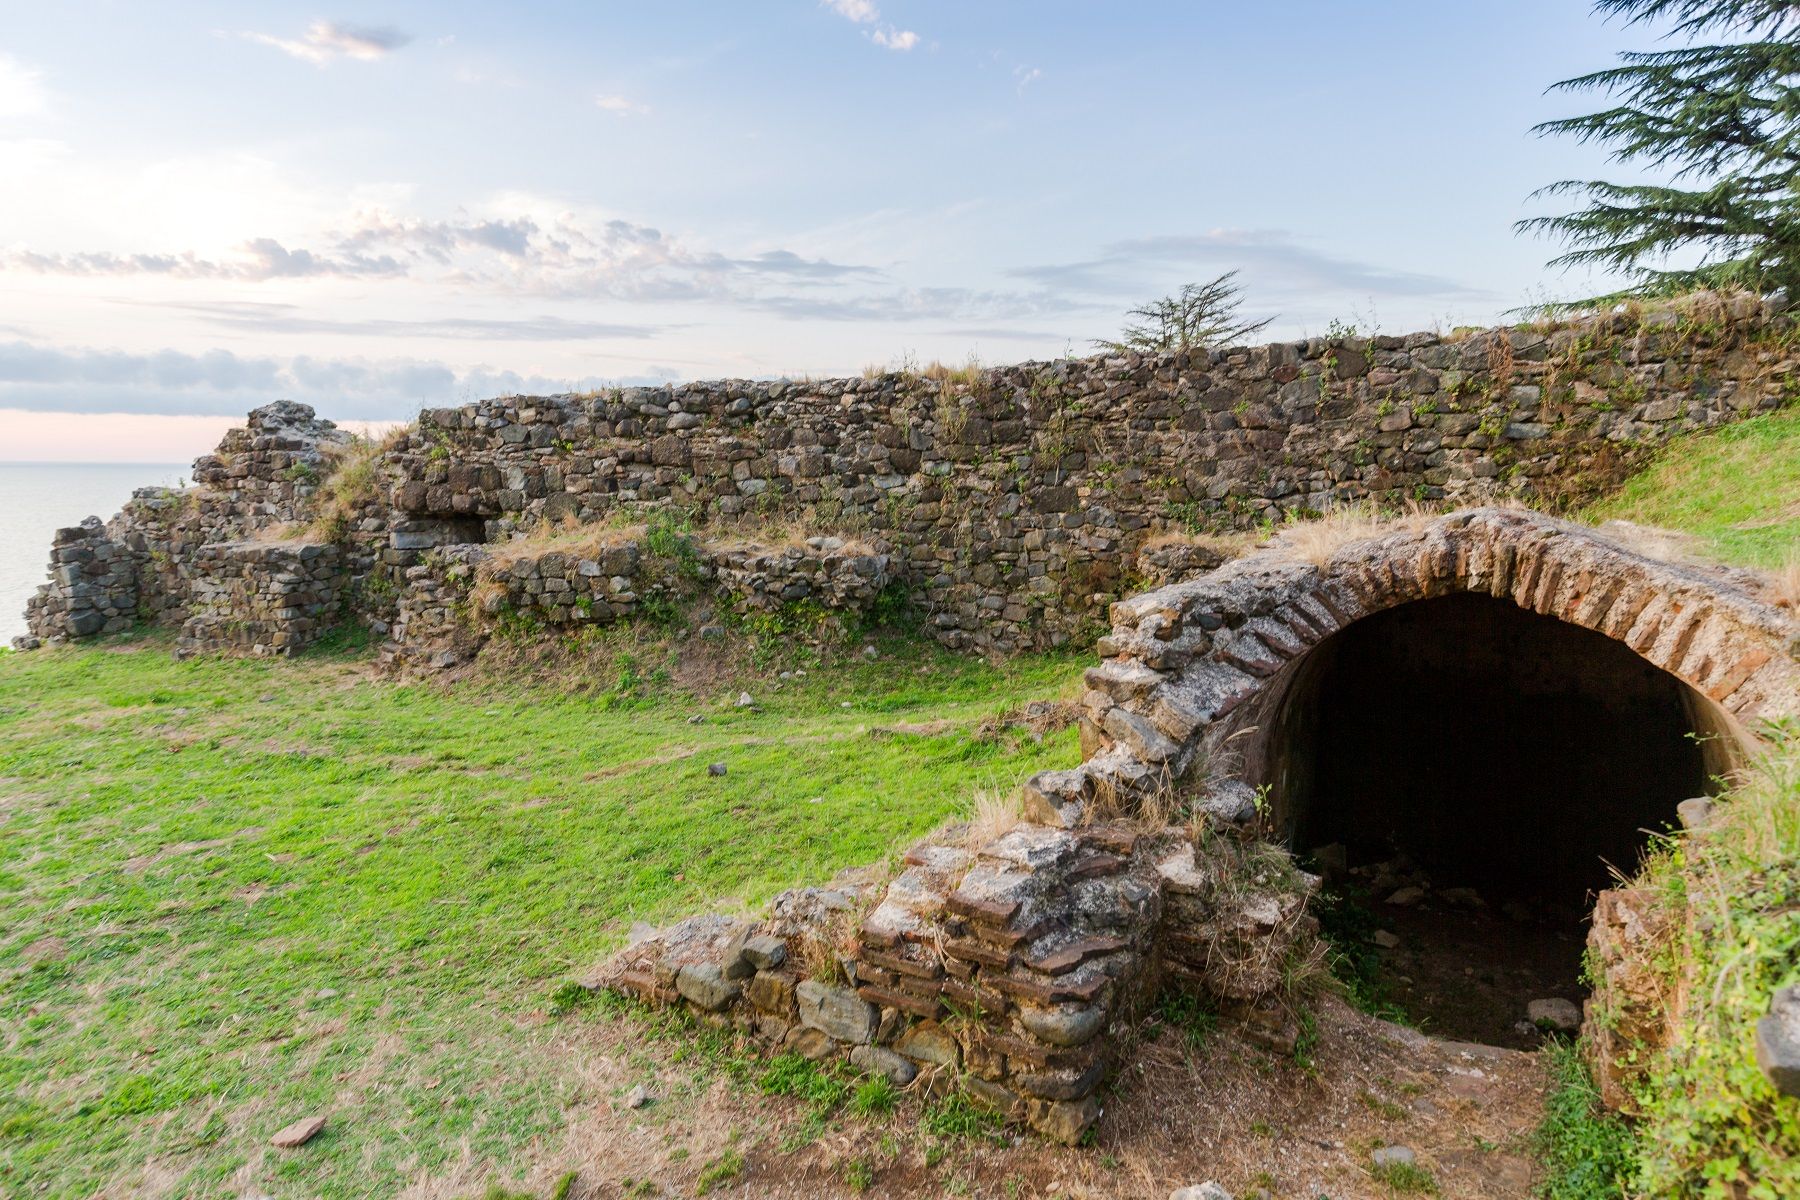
{"left": 17, "top": 298, "right": 1800, "bottom": 659}
{"left": 599, "top": 817, "right": 1318, "bottom": 1145}
{"left": 175, "top": 541, "right": 345, "bottom": 658}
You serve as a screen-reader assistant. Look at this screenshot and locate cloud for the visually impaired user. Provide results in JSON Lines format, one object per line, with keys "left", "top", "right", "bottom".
{"left": 820, "top": 0, "right": 920, "bottom": 50}
{"left": 1, "top": 240, "right": 405, "bottom": 281}
{"left": 753, "top": 285, "right": 1093, "bottom": 324}
{"left": 595, "top": 93, "right": 651, "bottom": 116}
{"left": 0, "top": 54, "right": 49, "bottom": 119}
{"left": 242, "top": 21, "right": 412, "bottom": 66}
{"left": 1014, "top": 66, "right": 1042, "bottom": 94}
{"left": 1, "top": 208, "right": 878, "bottom": 304}
{"left": 166, "top": 301, "right": 663, "bottom": 342}
{"left": 0, "top": 338, "right": 639, "bottom": 420}
{"left": 1009, "top": 229, "right": 1487, "bottom": 310}
{"left": 822, "top": 0, "right": 880, "bottom": 22}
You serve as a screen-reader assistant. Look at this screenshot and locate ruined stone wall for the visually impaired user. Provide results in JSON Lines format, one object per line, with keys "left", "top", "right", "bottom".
{"left": 19, "top": 402, "right": 376, "bottom": 651}
{"left": 601, "top": 818, "right": 1317, "bottom": 1144}
{"left": 21, "top": 518, "right": 139, "bottom": 641}
{"left": 175, "top": 541, "right": 346, "bottom": 658}
{"left": 17, "top": 298, "right": 1800, "bottom": 657}
{"left": 383, "top": 533, "right": 893, "bottom": 672}
{"left": 383, "top": 296, "right": 1798, "bottom": 654}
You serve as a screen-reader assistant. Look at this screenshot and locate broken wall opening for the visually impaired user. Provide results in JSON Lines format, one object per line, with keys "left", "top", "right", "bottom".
{"left": 1252, "top": 592, "right": 1739, "bottom": 1043}
{"left": 391, "top": 515, "right": 490, "bottom": 551}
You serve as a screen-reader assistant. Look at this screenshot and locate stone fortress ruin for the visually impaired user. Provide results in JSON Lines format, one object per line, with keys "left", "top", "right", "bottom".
{"left": 17, "top": 294, "right": 1800, "bottom": 1142}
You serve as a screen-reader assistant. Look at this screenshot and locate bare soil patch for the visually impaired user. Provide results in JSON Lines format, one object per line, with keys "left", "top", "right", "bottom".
{"left": 438, "top": 996, "right": 1547, "bottom": 1200}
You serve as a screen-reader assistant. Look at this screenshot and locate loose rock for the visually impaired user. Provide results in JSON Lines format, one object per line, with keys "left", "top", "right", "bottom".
{"left": 1528, "top": 997, "right": 1581, "bottom": 1033}
{"left": 270, "top": 1116, "right": 326, "bottom": 1148}
{"left": 1170, "top": 1184, "right": 1233, "bottom": 1200}
{"left": 1755, "top": 984, "right": 1800, "bottom": 1097}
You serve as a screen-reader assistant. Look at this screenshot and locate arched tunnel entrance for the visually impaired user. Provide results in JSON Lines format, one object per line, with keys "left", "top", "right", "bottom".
{"left": 1259, "top": 592, "right": 1738, "bottom": 1045}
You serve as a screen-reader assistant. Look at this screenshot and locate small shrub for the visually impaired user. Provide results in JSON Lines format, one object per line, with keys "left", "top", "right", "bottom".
{"left": 1151, "top": 989, "right": 1218, "bottom": 1052}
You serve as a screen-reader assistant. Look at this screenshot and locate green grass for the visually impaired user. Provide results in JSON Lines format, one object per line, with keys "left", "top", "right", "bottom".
{"left": 1370, "top": 1157, "right": 1439, "bottom": 1195}
{"left": 1586, "top": 405, "right": 1800, "bottom": 568}
{"left": 0, "top": 633, "right": 1082, "bottom": 1197}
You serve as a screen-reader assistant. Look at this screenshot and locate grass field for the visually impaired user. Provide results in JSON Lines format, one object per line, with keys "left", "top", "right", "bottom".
{"left": 1586, "top": 405, "right": 1800, "bottom": 569}
{"left": 0, "top": 634, "right": 1083, "bottom": 1197}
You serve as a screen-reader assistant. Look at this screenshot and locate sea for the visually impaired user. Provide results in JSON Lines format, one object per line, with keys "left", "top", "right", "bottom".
{"left": 0, "top": 463, "right": 190, "bottom": 644}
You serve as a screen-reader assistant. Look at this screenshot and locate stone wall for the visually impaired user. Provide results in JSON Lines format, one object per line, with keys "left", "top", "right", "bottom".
{"left": 18, "top": 403, "right": 376, "bottom": 653}
{"left": 17, "top": 297, "right": 1800, "bottom": 658}
{"left": 19, "top": 518, "right": 139, "bottom": 644}
{"left": 381, "top": 296, "right": 1798, "bottom": 654}
{"left": 175, "top": 541, "right": 346, "bottom": 658}
{"left": 382, "top": 533, "right": 893, "bottom": 672}
{"left": 598, "top": 817, "right": 1317, "bottom": 1144}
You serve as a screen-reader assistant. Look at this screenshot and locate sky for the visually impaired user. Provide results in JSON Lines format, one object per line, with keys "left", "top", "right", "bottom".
{"left": 0, "top": 1, "right": 1676, "bottom": 461}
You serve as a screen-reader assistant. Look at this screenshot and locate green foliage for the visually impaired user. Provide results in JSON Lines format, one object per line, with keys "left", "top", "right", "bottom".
{"left": 1533, "top": 1040, "right": 1635, "bottom": 1200}
{"left": 757, "top": 1054, "right": 852, "bottom": 1112}
{"left": 1312, "top": 884, "right": 1412, "bottom": 1024}
{"left": 848, "top": 1077, "right": 899, "bottom": 1117}
{"left": 843, "top": 1157, "right": 875, "bottom": 1192}
{"left": 644, "top": 508, "right": 704, "bottom": 581}
{"left": 1095, "top": 271, "right": 1274, "bottom": 354}
{"left": 546, "top": 981, "right": 594, "bottom": 1017}
{"left": 1627, "top": 736, "right": 1800, "bottom": 1198}
{"left": 1524, "top": 0, "right": 1800, "bottom": 303}
{"left": 1291, "top": 1007, "right": 1321, "bottom": 1071}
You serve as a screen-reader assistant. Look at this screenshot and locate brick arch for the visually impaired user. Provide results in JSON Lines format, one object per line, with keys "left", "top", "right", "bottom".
{"left": 1026, "top": 507, "right": 1800, "bottom": 829}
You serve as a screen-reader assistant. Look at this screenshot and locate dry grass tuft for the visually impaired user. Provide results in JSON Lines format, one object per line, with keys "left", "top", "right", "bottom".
{"left": 307, "top": 430, "right": 405, "bottom": 541}
{"left": 920, "top": 354, "right": 983, "bottom": 386}
{"left": 1272, "top": 502, "right": 1427, "bottom": 568}
{"left": 1766, "top": 548, "right": 1800, "bottom": 611}
{"left": 964, "top": 789, "right": 1023, "bottom": 852}
{"left": 1139, "top": 529, "right": 1259, "bottom": 558}
{"left": 1592, "top": 518, "right": 1712, "bottom": 568}
{"left": 794, "top": 906, "right": 863, "bottom": 986}
{"left": 479, "top": 513, "right": 646, "bottom": 572}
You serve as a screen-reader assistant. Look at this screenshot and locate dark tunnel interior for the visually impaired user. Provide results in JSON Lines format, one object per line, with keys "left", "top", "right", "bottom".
{"left": 1273, "top": 592, "right": 1717, "bottom": 910}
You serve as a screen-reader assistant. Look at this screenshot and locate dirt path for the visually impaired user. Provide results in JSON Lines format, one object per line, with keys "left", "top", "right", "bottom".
{"left": 420, "top": 996, "right": 1548, "bottom": 1200}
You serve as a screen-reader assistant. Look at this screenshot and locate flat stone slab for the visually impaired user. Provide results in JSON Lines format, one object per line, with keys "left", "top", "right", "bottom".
{"left": 270, "top": 1116, "right": 326, "bottom": 1148}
